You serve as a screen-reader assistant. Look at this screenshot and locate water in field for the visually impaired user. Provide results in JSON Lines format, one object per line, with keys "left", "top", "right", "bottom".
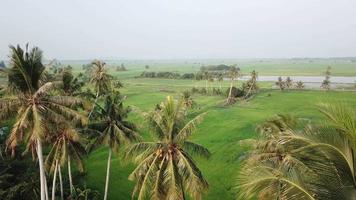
{"left": 235, "top": 75, "right": 356, "bottom": 89}
{"left": 245, "top": 76, "right": 356, "bottom": 83}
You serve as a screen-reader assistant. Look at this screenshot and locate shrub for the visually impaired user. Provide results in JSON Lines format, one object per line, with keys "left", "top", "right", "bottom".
{"left": 226, "top": 86, "right": 245, "bottom": 98}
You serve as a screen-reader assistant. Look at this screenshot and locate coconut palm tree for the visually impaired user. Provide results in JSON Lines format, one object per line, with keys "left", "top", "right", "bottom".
{"left": 45, "top": 124, "right": 86, "bottom": 199}
{"left": 207, "top": 73, "right": 214, "bottom": 93}
{"left": 285, "top": 76, "right": 293, "bottom": 90}
{"left": 237, "top": 103, "right": 356, "bottom": 199}
{"left": 86, "top": 92, "right": 140, "bottom": 200}
{"left": 181, "top": 91, "right": 196, "bottom": 109}
{"left": 321, "top": 66, "right": 332, "bottom": 90}
{"left": 295, "top": 81, "right": 305, "bottom": 89}
{"left": 126, "top": 96, "right": 210, "bottom": 200}
{"left": 217, "top": 72, "right": 224, "bottom": 90}
{"left": 243, "top": 70, "right": 258, "bottom": 98}
{"left": 88, "top": 60, "right": 112, "bottom": 118}
{"left": 203, "top": 71, "right": 209, "bottom": 93}
{"left": 275, "top": 77, "right": 286, "bottom": 91}
{"left": 227, "top": 65, "right": 240, "bottom": 104}
{"left": 0, "top": 44, "right": 86, "bottom": 200}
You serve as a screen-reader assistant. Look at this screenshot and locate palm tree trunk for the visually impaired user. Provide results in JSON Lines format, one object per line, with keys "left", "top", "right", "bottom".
{"left": 58, "top": 164, "right": 64, "bottom": 200}
{"left": 104, "top": 148, "right": 112, "bottom": 200}
{"left": 52, "top": 160, "right": 58, "bottom": 200}
{"left": 45, "top": 177, "right": 49, "bottom": 200}
{"left": 36, "top": 139, "right": 46, "bottom": 200}
{"left": 88, "top": 91, "right": 99, "bottom": 119}
{"left": 244, "top": 79, "right": 255, "bottom": 99}
{"left": 68, "top": 156, "right": 74, "bottom": 196}
{"left": 219, "top": 81, "right": 222, "bottom": 90}
{"left": 228, "top": 78, "right": 234, "bottom": 99}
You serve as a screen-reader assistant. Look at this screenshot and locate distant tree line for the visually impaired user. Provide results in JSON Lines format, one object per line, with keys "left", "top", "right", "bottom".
{"left": 200, "top": 64, "right": 234, "bottom": 71}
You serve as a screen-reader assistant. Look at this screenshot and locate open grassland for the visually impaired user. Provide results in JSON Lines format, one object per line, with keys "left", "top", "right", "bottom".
{"left": 84, "top": 75, "right": 356, "bottom": 199}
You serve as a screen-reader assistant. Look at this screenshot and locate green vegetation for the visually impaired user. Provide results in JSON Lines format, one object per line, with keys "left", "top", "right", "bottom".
{"left": 1, "top": 45, "right": 356, "bottom": 200}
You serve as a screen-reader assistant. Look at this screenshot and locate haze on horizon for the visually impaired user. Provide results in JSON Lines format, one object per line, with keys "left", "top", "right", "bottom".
{"left": 1, "top": 0, "right": 356, "bottom": 60}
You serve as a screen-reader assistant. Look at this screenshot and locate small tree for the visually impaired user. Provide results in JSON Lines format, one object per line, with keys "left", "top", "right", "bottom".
{"left": 295, "top": 81, "right": 305, "bottom": 89}
{"left": 181, "top": 90, "right": 196, "bottom": 108}
{"left": 321, "top": 66, "right": 331, "bottom": 90}
{"left": 243, "top": 70, "right": 259, "bottom": 98}
{"left": 285, "top": 77, "right": 293, "bottom": 89}
{"left": 217, "top": 72, "right": 224, "bottom": 90}
{"left": 275, "top": 77, "right": 286, "bottom": 90}
{"left": 226, "top": 65, "right": 240, "bottom": 104}
{"left": 145, "top": 65, "right": 149, "bottom": 69}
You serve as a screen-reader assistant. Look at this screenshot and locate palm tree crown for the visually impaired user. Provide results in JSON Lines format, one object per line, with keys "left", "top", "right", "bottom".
{"left": 90, "top": 60, "right": 112, "bottom": 96}
{"left": 237, "top": 104, "right": 356, "bottom": 200}
{"left": 0, "top": 44, "right": 86, "bottom": 200}
{"left": 126, "top": 96, "right": 210, "bottom": 200}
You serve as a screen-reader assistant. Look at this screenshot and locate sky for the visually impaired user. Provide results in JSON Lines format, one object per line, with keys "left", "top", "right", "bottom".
{"left": 1, "top": 0, "right": 356, "bottom": 60}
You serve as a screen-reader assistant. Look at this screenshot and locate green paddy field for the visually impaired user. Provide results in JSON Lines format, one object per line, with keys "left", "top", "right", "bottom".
{"left": 80, "top": 59, "right": 356, "bottom": 199}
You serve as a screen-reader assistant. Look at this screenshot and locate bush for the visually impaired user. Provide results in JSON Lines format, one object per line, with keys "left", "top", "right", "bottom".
{"left": 182, "top": 73, "right": 195, "bottom": 79}
{"left": 226, "top": 86, "right": 245, "bottom": 98}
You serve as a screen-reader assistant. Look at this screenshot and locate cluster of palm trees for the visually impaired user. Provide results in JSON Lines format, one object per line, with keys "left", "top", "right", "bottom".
{"left": 1, "top": 44, "right": 354, "bottom": 200}
{"left": 0, "top": 44, "right": 210, "bottom": 200}
{"left": 237, "top": 104, "right": 356, "bottom": 199}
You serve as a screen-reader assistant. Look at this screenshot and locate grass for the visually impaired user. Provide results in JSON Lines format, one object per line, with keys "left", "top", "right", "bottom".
{"left": 84, "top": 76, "right": 356, "bottom": 199}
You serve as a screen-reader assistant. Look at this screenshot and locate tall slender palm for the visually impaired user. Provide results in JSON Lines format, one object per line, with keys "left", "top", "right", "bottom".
{"left": 285, "top": 76, "right": 293, "bottom": 90}
{"left": 126, "top": 96, "right": 210, "bottom": 200}
{"left": 243, "top": 70, "right": 258, "bottom": 98}
{"left": 227, "top": 65, "right": 240, "bottom": 103}
{"left": 0, "top": 44, "right": 86, "bottom": 200}
{"left": 88, "top": 60, "right": 112, "bottom": 118}
{"left": 87, "top": 92, "right": 140, "bottom": 200}
{"left": 237, "top": 104, "right": 356, "bottom": 199}
{"left": 45, "top": 124, "right": 86, "bottom": 199}
{"left": 203, "top": 71, "right": 209, "bottom": 93}
{"left": 217, "top": 72, "right": 224, "bottom": 90}
{"left": 321, "top": 66, "right": 332, "bottom": 90}
{"left": 275, "top": 77, "right": 285, "bottom": 90}
{"left": 208, "top": 73, "right": 214, "bottom": 93}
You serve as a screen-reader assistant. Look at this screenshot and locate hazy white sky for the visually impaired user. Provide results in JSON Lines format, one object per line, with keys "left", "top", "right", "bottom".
{"left": 1, "top": 0, "right": 356, "bottom": 60}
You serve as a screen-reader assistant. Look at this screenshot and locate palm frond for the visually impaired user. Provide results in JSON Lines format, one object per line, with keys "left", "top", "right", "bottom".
{"left": 175, "top": 112, "right": 206, "bottom": 142}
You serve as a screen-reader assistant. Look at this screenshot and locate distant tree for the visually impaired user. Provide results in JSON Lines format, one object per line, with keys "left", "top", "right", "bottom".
{"left": 181, "top": 73, "right": 195, "bottom": 79}
{"left": 321, "top": 66, "right": 331, "bottom": 90}
{"left": 181, "top": 90, "right": 196, "bottom": 108}
{"left": 285, "top": 77, "right": 293, "bottom": 89}
{"left": 208, "top": 72, "right": 214, "bottom": 93}
{"left": 243, "top": 70, "right": 259, "bottom": 98}
{"left": 88, "top": 60, "right": 112, "bottom": 118}
{"left": 116, "top": 63, "right": 127, "bottom": 71}
{"left": 275, "top": 77, "right": 286, "bottom": 90}
{"left": 217, "top": 72, "right": 224, "bottom": 90}
{"left": 227, "top": 65, "right": 240, "bottom": 104}
{"left": 226, "top": 86, "right": 245, "bottom": 98}
{"left": 145, "top": 65, "right": 149, "bottom": 69}
{"left": 295, "top": 81, "right": 305, "bottom": 89}
{"left": 203, "top": 70, "right": 210, "bottom": 92}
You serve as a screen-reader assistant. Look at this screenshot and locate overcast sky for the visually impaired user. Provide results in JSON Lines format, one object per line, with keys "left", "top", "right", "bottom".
{"left": 1, "top": 0, "right": 356, "bottom": 60}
